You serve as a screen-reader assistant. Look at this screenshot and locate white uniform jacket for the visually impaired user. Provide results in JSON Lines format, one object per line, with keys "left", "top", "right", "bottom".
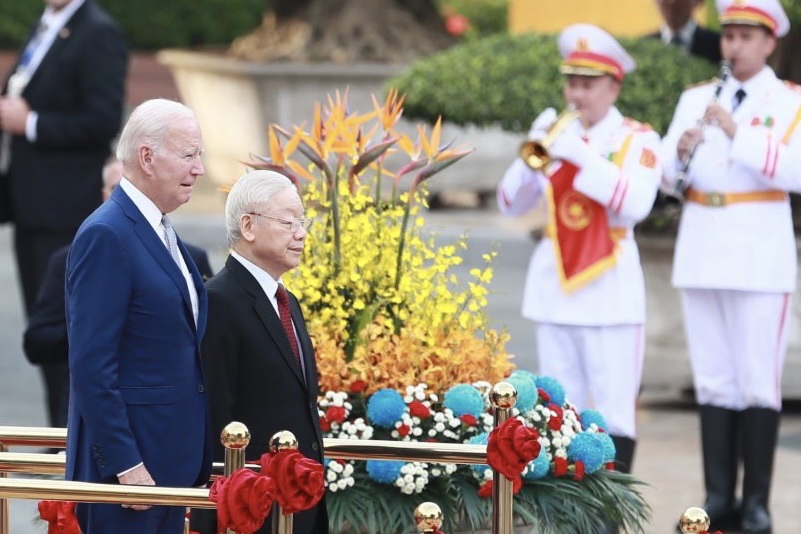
{"left": 661, "top": 67, "right": 801, "bottom": 292}
{"left": 498, "top": 107, "right": 661, "bottom": 325}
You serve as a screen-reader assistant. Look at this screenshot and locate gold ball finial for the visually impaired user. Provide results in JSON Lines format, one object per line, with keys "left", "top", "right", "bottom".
{"left": 221, "top": 421, "right": 250, "bottom": 450}
{"left": 490, "top": 381, "right": 518, "bottom": 410}
{"left": 414, "top": 502, "right": 443, "bottom": 532}
{"left": 678, "top": 507, "right": 710, "bottom": 533}
{"left": 269, "top": 430, "right": 299, "bottom": 453}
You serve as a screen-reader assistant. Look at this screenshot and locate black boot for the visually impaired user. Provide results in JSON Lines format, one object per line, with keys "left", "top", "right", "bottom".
{"left": 740, "top": 407, "right": 780, "bottom": 534}
{"left": 699, "top": 405, "right": 742, "bottom": 531}
{"left": 610, "top": 435, "right": 636, "bottom": 474}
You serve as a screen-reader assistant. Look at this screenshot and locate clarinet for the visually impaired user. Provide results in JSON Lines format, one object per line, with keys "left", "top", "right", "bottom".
{"left": 672, "top": 60, "right": 732, "bottom": 198}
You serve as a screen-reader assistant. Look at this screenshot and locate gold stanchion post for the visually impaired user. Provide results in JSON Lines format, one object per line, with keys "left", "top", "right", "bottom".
{"left": 678, "top": 506, "right": 711, "bottom": 533}
{"left": 414, "top": 501, "right": 444, "bottom": 533}
{"left": 269, "top": 431, "right": 298, "bottom": 534}
{"left": 490, "top": 381, "right": 518, "bottom": 534}
{"left": 222, "top": 422, "right": 251, "bottom": 534}
{"left": 0, "top": 442, "right": 7, "bottom": 534}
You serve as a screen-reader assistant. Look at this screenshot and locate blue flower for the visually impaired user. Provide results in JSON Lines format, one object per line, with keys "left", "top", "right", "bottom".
{"left": 535, "top": 376, "right": 566, "bottom": 406}
{"left": 580, "top": 409, "right": 608, "bottom": 431}
{"left": 467, "top": 431, "right": 490, "bottom": 476}
{"left": 366, "top": 388, "right": 406, "bottom": 428}
{"left": 523, "top": 446, "right": 550, "bottom": 479}
{"left": 366, "top": 460, "right": 404, "bottom": 484}
{"left": 505, "top": 372, "right": 537, "bottom": 412}
{"left": 443, "top": 384, "right": 485, "bottom": 418}
{"left": 567, "top": 433, "right": 606, "bottom": 474}
{"left": 595, "top": 432, "right": 617, "bottom": 463}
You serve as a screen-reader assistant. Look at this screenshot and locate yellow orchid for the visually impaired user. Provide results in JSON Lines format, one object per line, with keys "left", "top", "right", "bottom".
{"left": 246, "top": 91, "right": 513, "bottom": 392}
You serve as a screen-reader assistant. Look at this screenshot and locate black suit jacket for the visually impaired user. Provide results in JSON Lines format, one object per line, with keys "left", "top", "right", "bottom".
{"left": 191, "top": 255, "right": 328, "bottom": 534}
{"left": 0, "top": 0, "right": 128, "bottom": 228}
{"left": 23, "top": 242, "right": 213, "bottom": 365}
{"left": 647, "top": 25, "right": 722, "bottom": 65}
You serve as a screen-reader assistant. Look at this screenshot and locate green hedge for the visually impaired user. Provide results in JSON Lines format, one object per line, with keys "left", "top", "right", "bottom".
{"left": 0, "top": 0, "right": 264, "bottom": 49}
{"left": 389, "top": 32, "right": 719, "bottom": 135}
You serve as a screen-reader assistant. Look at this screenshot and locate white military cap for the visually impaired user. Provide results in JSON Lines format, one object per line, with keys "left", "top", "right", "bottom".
{"left": 558, "top": 23, "right": 636, "bottom": 82}
{"left": 716, "top": 0, "right": 790, "bottom": 37}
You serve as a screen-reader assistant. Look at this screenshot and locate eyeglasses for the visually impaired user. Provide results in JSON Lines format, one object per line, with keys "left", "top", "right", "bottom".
{"left": 248, "top": 213, "right": 314, "bottom": 233}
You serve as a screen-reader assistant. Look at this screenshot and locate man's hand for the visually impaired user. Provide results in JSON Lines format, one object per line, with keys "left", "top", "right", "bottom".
{"left": 118, "top": 464, "right": 155, "bottom": 511}
{"left": 0, "top": 96, "right": 31, "bottom": 135}
{"left": 677, "top": 128, "right": 703, "bottom": 161}
{"left": 703, "top": 103, "right": 737, "bottom": 139}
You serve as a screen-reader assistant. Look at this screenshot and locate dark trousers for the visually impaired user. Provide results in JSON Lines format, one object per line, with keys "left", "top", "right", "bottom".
{"left": 14, "top": 226, "right": 74, "bottom": 428}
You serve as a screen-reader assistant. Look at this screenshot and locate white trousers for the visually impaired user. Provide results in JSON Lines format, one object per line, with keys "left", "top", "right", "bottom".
{"left": 536, "top": 323, "right": 644, "bottom": 438}
{"left": 681, "top": 289, "right": 790, "bottom": 411}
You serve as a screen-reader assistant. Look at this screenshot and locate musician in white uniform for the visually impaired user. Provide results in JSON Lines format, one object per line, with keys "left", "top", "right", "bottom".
{"left": 497, "top": 24, "right": 661, "bottom": 482}
{"left": 661, "top": 1, "right": 801, "bottom": 532}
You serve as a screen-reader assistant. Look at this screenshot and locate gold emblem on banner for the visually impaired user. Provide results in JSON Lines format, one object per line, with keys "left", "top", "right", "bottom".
{"left": 557, "top": 191, "right": 592, "bottom": 231}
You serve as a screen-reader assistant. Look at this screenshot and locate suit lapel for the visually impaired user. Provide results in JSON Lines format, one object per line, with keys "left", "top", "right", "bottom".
{"left": 111, "top": 187, "right": 196, "bottom": 323}
{"left": 226, "top": 256, "right": 308, "bottom": 387}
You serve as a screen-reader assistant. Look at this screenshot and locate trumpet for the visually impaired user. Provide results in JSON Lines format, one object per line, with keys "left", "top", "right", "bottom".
{"left": 519, "top": 105, "right": 581, "bottom": 171}
{"left": 671, "top": 60, "right": 732, "bottom": 198}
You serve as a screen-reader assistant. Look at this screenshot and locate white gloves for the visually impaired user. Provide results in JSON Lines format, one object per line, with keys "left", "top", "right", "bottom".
{"left": 527, "top": 107, "right": 558, "bottom": 141}
{"left": 549, "top": 132, "right": 595, "bottom": 167}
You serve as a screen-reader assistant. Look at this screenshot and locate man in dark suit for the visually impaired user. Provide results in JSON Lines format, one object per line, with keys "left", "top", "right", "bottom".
{"left": 0, "top": 0, "right": 128, "bottom": 429}
{"left": 66, "top": 99, "right": 212, "bottom": 533}
{"left": 649, "top": 0, "right": 722, "bottom": 64}
{"left": 191, "top": 170, "right": 328, "bottom": 534}
{"left": 24, "top": 157, "right": 214, "bottom": 428}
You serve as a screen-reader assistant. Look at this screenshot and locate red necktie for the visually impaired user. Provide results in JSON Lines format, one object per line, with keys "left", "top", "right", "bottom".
{"left": 275, "top": 285, "right": 302, "bottom": 369}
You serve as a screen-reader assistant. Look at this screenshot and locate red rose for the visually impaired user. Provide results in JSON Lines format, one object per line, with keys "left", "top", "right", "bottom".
{"left": 486, "top": 418, "right": 541, "bottom": 481}
{"left": 397, "top": 424, "right": 411, "bottom": 437}
{"left": 537, "top": 388, "right": 550, "bottom": 403}
{"left": 554, "top": 456, "right": 568, "bottom": 477}
{"left": 38, "top": 501, "right": 80, "bottom": 534}
{"left": 319, "top": 415, "right": 330, "bottom": 432}
{"left": 261, "top": 450, "right": 325, "bottom": 515}
{"left": 408, "top": 400, "right": 431, "bottom": 419}
{"left": 573, "top": 461, "right": 585, "bottom": 481}
{"left": 459, "top": 414, "right": 478, "bottom": 426}
{"left": 209, "top": 468, "right": 273, "bottom": 534}
{"left": 350, "top": 380, "right": 367, "bottom": 393}
{"left": 547, "top": 403, "right": 563, "bottom": 431}
{"left": 325, "top": 405, "right": 347, "bottom": 423}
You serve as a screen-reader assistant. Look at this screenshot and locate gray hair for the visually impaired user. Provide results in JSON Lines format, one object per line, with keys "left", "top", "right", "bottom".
{"left": 225, "top": 170, "right": 296, "bottom": 247}
{"left": 116, "top": 99, "right": 196, "bottom": 164}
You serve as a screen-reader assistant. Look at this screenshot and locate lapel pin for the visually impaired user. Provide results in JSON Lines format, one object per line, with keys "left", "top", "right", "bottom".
{"left": 59, "top": 28, "right": 70, "bottom": 39}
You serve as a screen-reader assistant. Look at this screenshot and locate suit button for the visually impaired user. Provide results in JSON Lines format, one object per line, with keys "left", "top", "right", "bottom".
{"left": 197, "top": 384, "right": 205, "bottom": 393}
{"left": 311, "top": 442, "right": 318, "bottom": 451}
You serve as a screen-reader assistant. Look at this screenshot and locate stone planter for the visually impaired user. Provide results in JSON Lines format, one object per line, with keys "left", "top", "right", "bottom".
{"left": 157, "top": 49, "right": 518, "bottom": 198}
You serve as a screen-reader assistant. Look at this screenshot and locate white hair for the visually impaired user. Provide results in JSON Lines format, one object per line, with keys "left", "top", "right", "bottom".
{"left": 115, "top": 99, "right": 196, "bottom": 165}
{"left": 225, "top": 170, "right": 296, "bottom": 247}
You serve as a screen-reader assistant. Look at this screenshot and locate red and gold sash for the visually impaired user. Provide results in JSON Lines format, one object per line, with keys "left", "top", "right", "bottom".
{"left": 545, "top": 134, "right": 634, "bottom": 293}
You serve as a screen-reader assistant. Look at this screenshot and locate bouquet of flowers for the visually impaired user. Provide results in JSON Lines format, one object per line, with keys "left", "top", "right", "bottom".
{"left": 249, "top": 90, "right": 648, "bottom": 533}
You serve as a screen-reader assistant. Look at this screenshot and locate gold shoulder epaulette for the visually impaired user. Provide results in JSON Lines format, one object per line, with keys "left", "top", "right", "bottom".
{"left": 622, "top": 117, "right": 654, "bottom": 133}
{"left": 685, "top": 78, "right": 716, "bottom": 90}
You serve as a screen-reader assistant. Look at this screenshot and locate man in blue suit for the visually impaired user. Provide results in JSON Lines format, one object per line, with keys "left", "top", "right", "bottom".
{"left": 65, "top": 98, "right": 213, "bottom": 533}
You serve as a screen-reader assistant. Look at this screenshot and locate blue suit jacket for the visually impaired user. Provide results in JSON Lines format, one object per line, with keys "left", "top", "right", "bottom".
{"left": 65, "top": 186, "right": 212, "bottom": 489}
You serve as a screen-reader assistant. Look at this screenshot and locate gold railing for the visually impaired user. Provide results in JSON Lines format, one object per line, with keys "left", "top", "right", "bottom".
{"left": 0, "top": 381, "right": 519, "bottom": 534}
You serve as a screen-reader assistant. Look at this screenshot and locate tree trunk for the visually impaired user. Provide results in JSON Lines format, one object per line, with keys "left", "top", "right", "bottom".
{"left": 230, "top": 0, "right": 456, "bottom": 63}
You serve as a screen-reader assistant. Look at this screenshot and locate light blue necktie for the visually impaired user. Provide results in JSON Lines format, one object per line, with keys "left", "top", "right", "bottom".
{"left": 19, "top": 21, "right": 48, "bottom": 70}
{"left": 161, "top": 215, "right": 182, "bottom": 267}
